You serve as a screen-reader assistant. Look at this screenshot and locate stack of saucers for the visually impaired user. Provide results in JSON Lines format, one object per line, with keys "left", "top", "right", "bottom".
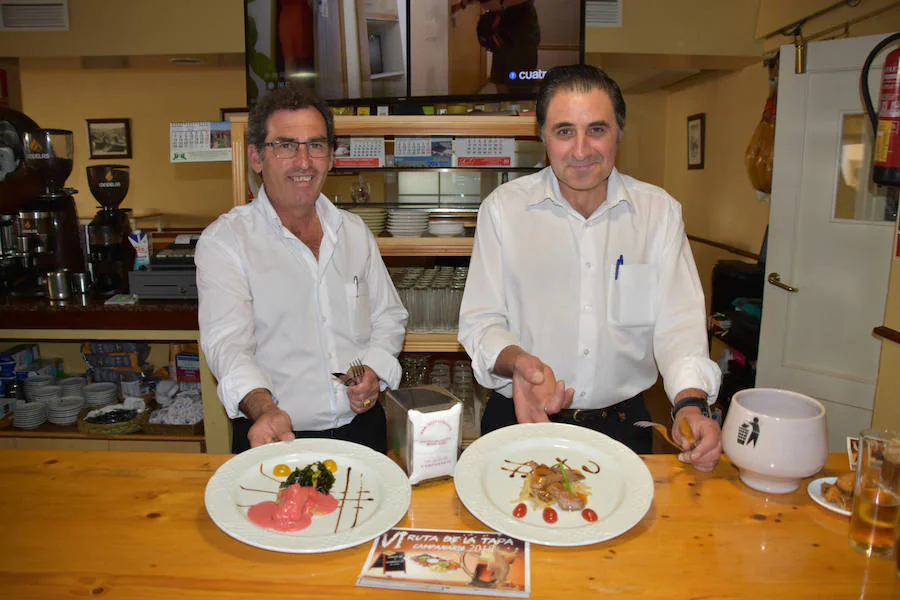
{"left": 347, "top": 206, "right": 387, "bottom": 236}
{"left": 28, "top": 385, "right": 61, "bottom": 404}
{"left": 23, "top": 375, "right": 56, "bottom": 400}
{"left": 59, "top": 376, "right": 86, "bottom": 397}
{"left": 427, "top": 218, "right": 465, "bottom": 237}
{"left": 83, "top": 382, "right": 119, "bottom": 407}
{"left": 48, "top": 396, "right": 84, "bottom": 426}
{"left": 14, "top": 400, "right": 48, "bottom": 429}
{"left": 387, "top": 209, "right": 429, "bottom": 237}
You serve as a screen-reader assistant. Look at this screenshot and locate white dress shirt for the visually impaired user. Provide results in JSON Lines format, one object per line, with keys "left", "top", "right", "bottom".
{"left": 458, "top": 167, "right": 721, "bottom": 408}
{"left": 196, "top": 186, "right": 408, "bottom": 431}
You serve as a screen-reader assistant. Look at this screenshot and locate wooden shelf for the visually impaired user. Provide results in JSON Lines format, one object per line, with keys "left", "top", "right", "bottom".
{"left": 334, "top": 115, "right": 539, "bottom": 137}
{"left": 376, "top": 236, "right": 473, "bottom": 256}
{"left": 402, "top": 333, "right": 463, "bottom": 352}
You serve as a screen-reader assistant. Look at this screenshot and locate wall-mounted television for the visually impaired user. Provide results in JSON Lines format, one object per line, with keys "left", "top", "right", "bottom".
{"left": 244, "top": 0, "right": 585, "bottom": 107}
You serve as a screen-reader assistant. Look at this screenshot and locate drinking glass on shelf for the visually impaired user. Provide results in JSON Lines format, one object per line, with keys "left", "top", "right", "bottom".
{"left": 848, "top": 428, "right": 900, "bottom": 559}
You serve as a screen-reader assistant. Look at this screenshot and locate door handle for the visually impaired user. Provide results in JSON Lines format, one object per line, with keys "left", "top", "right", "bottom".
{"left": 767, "top": 272, "right": 799, "bottom": 293}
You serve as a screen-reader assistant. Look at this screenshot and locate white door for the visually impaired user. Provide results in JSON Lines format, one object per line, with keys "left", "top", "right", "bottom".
{"left": 757, "top": 34, "right": 896, "bottom": 452}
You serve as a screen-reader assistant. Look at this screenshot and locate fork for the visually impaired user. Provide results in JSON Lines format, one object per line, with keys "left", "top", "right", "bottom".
{"left": 348, "top": 358, "right": 365, "bottom": 384}
{"left": 331, "top": 358, "right": 365, "bottom": 386}
{"left": 634, "top": 420, "right": 686, "bottom": 452}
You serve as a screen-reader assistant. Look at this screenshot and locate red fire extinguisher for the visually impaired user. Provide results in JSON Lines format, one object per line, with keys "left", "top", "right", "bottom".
{"left": 862, "top": 32, "right": 900, "bottom": 187}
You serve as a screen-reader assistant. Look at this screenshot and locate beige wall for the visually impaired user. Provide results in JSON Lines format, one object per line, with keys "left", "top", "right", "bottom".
{"left": 616, "top": 92, "right": 668, "bottom": 187}
{"left": 0, "top": 0, "right": 244, "bottom": 58}
{"left": 663, "top": 64, "right": 770, "bottom": 250}
{"left": 585, "top": 0, "right": 761, "bottom": 57}
{"left": 758, "top": 0, "right": 900, "bottom": 53}
{"left": 20, "top": 65, "right": 246, "bottom": 227}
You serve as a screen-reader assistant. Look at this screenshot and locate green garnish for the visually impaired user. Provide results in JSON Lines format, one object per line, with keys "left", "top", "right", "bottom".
{"left": 279, "top": 461, "right": 336, "bottom": 494}
{"left": 557, "top": 461, "right": 573, "bottom": 492}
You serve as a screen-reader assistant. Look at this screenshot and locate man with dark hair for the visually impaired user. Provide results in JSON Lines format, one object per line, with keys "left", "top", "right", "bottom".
{"left": 196, "top": 84, "right": 408, "bottom": 454}
{"left": 459, "top": 64, "right": 723, "bottom": 469}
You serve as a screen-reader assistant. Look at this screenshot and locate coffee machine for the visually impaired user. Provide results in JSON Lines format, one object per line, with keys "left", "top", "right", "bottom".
{"left": 86, "top": 165, "right": 134, "bottom": 295}
{"left": 15, "top": 128, "right": 85, "bottom": 295}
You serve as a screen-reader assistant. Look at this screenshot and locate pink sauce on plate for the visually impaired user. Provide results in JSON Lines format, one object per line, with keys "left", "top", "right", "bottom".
{"left": 248, "top": 484, "right": 338, "bottom": 532}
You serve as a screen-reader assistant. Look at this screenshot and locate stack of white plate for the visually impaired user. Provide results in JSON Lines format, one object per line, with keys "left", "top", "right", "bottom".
{"left": 48, "top": 396, "right": 84, "bottom": 426}
{"left": 84, "top": 382, "right": 119, "bottom": 407}
{"left": 23, "top": 375, "right": 56, "bottom": 400}
{"left": 59, "top": 376, "right": 86, "bottom": 396}
{"left": 428, "top": 218, "right": 465, "bottom": 237}
{"left": 387, "top": 209, "right": 429, "bottom": 237}
{"left": 347, "top": 207, "right": 387, "bottom": 236}
{"left": 29, "top": 385, "right": 61, "bottom": 404}
{"left": 14, "top": 401, "right": 48, "bottom": 429}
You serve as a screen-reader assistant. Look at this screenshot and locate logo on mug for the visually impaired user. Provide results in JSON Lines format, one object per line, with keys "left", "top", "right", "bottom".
{"left": 736, "top": 417, "right": 761, "bottom": 447}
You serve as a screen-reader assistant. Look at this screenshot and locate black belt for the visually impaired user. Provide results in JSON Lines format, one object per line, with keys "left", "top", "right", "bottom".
{"left": 553, "top": 395, "right": 643, "bottom": 424}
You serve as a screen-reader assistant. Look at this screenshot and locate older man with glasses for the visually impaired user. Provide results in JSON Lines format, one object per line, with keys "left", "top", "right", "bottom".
{"left": 196, "top": 84, "right": 408, "bottom": 454}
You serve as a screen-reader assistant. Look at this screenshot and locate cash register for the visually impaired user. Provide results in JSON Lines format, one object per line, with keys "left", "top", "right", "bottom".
{"left": 127, "top": 234, "right": 199, "bottom": 299}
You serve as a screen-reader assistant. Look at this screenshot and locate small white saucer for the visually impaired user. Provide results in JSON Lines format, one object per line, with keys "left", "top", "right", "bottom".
{"left": 807, "top": 476, "right": 851, "bottom": 517}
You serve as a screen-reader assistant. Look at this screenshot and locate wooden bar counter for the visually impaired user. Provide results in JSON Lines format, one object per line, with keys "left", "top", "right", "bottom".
{"left": 0, "top": 449, "right": 896, "bottom": 599}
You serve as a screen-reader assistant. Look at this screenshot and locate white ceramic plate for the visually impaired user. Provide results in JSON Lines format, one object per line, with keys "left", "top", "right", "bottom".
{"left": 454, "top": 422, "right": 654, "bottom": 546}
{"left": 807, "top": 476, "right": 851, "bottom": 517}
{"left": 205, "top": 438, "right": 411, "bottom": 553}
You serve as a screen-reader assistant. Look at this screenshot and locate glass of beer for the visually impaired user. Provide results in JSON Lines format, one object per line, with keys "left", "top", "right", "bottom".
{"left": 848, "top": 429, "right": 900, "bottom": 558}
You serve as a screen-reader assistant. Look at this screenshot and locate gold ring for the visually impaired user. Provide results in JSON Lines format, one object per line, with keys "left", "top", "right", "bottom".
{"left": 363, "top": 399, "right": 371, "bottom": 407}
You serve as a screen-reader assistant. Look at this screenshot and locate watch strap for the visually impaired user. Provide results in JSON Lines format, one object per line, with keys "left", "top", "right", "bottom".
{"left": 671, "top": 396, "right": 711, "bottom": 420}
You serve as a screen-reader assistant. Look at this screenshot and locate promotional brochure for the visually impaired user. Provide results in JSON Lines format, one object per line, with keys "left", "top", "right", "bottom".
{"left": 357, "top": 528, "right": 530, "bottom": 597}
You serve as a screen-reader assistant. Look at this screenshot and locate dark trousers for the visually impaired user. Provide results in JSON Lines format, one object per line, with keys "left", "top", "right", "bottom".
{"left": 231, "top": 402, "right": 387, "bottom": 455}
{"left": 481, "top": 391, "right": 653, "bottom": 455}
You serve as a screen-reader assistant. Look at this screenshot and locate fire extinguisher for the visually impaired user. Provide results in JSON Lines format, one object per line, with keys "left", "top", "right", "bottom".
{"left": 862, "top": 32, "right": 900, "bottom": 187}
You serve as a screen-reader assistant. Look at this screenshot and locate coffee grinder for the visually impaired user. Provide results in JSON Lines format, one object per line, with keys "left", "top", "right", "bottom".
{"left": 86, "top": 165, "right": 134, "bottom": 295}
{"left": 16, "top": 128, "right": 85, "bottom": 296}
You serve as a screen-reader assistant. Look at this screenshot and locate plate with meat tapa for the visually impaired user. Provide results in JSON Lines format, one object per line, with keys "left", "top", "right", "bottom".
{"left": 205, "top": 438, "right": 411, "bottom": 553}
{"left": 454, "top": 422, "right": 653, "bottom": 546}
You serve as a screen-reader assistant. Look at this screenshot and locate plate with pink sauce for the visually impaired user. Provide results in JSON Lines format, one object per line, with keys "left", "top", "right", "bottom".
{"left": 205, "top": 438, "right": 411, "bottom": 553}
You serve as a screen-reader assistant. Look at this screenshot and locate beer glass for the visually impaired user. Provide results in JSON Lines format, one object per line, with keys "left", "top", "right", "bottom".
{"left": 848, "top": 429, "right": 900, "bottom": 558}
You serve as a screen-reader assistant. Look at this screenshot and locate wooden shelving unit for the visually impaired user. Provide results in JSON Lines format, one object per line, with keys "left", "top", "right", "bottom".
{"left": 402, "top": 333, "right": 463, "bottom": 353}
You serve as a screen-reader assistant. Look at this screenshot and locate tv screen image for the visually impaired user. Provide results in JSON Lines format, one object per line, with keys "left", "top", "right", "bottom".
{"left": 244, "top": 0, "right": 584, "bottom": 107}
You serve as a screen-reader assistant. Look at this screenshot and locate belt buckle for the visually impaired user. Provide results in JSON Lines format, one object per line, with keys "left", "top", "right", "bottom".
{"left": 572, "top": 409, "right": 585, "bottom": 423}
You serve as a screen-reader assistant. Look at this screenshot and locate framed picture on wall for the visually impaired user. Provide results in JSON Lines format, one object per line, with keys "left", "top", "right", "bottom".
{"left": 87, "top": 118, "right": 132, "bottom": 159}
{"left": 687, "top": 113, "right": 705, "bottom": 170}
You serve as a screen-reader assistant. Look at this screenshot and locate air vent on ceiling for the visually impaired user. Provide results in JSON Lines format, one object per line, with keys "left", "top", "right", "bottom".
{"left": 0, "top": 0, "right": 69, "bottom": 31}
{"left": 585, "top": 0, "right": 622, "bottom": 28}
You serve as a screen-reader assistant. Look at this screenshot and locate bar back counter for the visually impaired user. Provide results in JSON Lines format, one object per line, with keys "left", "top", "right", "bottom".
{"left": 0, "top": 295, "right": 230, "bottom": 453}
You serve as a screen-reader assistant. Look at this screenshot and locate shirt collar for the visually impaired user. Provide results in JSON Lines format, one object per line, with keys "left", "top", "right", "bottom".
{"left": 530, "top": 166, "right": 633, "bottom": 218}
{"left": 255, "top": 184, "right": 342, "bottom": 243}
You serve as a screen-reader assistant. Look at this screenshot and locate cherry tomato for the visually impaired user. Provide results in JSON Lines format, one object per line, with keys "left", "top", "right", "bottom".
{"left": 512, "top": 503, "right": 527, "bottom": 519}
{"left": 542, "top": 507, "right": 558, "bottom": 524}
{"left": 273, "top": 464, "right": 291, "bottom": 477}
{"left": 323, "top": 459, "right": 337, "bottom": 473}
{"left": 582, "top": 508, "right": 598, "bottom": 522}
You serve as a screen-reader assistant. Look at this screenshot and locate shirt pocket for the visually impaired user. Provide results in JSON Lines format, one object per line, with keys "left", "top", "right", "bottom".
{"left": 347, "top": 279, "right": 372, "bottom": 341}
{"left": 607, "top": 263, "right": 658, "bottom": 327}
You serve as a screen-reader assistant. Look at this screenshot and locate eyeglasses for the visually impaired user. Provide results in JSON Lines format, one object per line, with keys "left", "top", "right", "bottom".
{"left": 262, "top": 139, "right": 331, "bottom": 159}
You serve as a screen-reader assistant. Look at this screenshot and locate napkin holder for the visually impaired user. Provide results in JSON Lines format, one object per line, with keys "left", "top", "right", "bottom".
{"left": 383, "top": 385, "right": 462, "bottom": 485}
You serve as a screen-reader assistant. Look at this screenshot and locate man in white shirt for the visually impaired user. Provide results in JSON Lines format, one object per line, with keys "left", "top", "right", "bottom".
{"left": 196, "top": 85, "right": 408, "bottom": 454}
{"left": 458, "top": 64, "right": 723, "bottom": 470}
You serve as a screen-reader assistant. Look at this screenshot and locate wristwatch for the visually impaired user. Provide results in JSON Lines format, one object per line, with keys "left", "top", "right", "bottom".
{"left": 671, "top": 396, "right": 711, "bottom": 421}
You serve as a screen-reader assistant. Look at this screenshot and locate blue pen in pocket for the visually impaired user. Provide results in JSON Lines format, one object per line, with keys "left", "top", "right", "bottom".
{"left": 615, "top": 254, "right": 624, "bottom": 280}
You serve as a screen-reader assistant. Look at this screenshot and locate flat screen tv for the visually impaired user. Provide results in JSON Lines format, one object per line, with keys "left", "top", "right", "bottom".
{"left": 244, "top": 0, "right": 584, "bottom": 107}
